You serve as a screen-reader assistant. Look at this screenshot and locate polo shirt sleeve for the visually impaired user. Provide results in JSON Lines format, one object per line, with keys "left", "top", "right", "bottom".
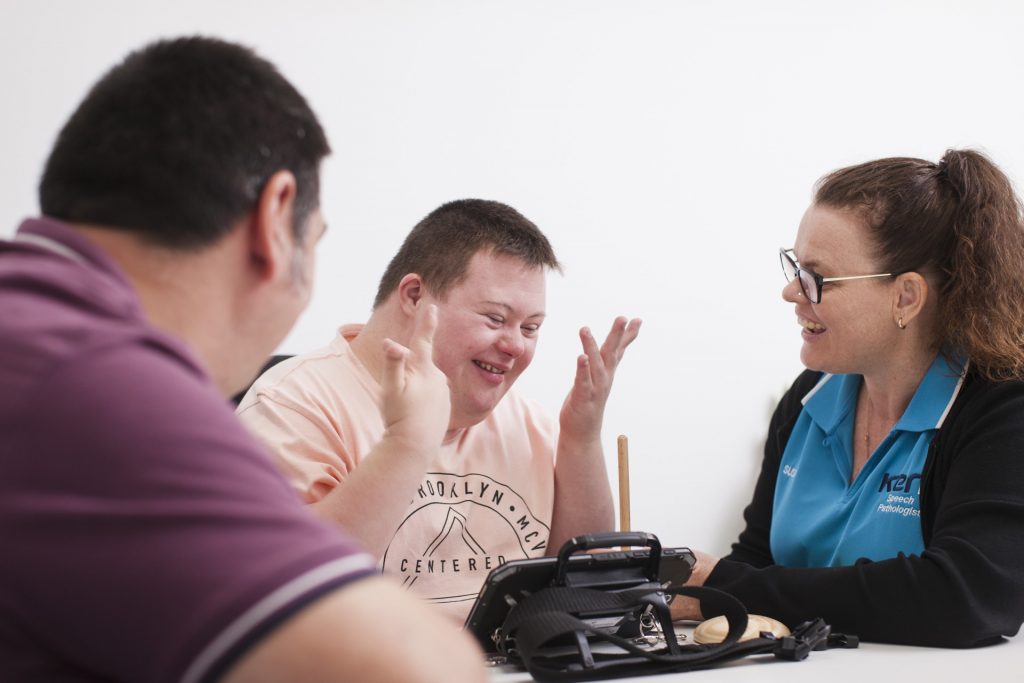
{"left": 0, "top": 340, "right": 376, "bottom": 682}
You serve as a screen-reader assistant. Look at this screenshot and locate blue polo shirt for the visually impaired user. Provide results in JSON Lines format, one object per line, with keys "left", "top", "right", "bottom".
{"left": 770, "top": 353, "right": 966, "bottom": 567}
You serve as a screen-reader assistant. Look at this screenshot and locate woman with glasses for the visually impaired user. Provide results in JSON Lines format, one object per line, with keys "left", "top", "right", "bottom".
{"left": 674, "top": 149, "right": 1024, "bottom": 647}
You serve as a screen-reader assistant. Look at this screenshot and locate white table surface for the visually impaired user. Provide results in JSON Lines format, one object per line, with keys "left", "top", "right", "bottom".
{"left": 487, "top": 628, "right": 1024, "bottom": 682}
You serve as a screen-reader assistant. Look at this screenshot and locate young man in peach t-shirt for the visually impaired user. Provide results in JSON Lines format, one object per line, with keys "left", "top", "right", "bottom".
{"left": 238, "top": 199, "right": 640, "bottom": 620}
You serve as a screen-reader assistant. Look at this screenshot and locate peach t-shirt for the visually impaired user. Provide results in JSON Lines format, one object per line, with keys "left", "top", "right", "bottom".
{"left": 237, "top": 325, "right": 557, "bottom": 621}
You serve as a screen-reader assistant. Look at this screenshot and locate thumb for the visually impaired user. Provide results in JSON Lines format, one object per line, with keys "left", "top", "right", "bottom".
{"left": 382, "top": 338, "right": 409, "bottom": 397}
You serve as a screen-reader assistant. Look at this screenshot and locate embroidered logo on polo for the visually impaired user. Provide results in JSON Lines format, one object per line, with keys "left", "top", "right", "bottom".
{"left": 876, "top": 471, "right": 922, "bottom": 518}
{"left": 381, "top": 472, "right": 550, "bottom": 607}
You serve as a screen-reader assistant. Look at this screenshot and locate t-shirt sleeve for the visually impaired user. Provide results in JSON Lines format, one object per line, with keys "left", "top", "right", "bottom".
{"left": 1, "top": 341, "right": 376, "bottom": 683}
{"left": 236, "top": 386, "right": 358, "bottom": 503}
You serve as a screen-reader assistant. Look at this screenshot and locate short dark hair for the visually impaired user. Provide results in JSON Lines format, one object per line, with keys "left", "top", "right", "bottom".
{"left": 815, "top": 149, "right": 1024, "bottom": 381}
{"left": 373, "top": 199, "right": 562, "bottom": 308}
{"left": 39, "top": 36, "right": 330, "bottom": 249}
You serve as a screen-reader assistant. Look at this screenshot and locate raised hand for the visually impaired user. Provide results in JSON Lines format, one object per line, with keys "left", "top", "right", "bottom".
{"left": 559, "top": 316, "right": 642, "bottom": 440}
{"left": 380, "top": 303, "right": 452, "bottom": 450}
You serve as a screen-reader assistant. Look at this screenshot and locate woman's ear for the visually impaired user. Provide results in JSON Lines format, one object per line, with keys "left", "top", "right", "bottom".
{"left": 892, "top": 272, "right": 929, "bottom": 329}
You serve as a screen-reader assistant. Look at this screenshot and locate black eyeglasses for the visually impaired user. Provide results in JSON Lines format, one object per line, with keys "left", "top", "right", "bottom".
{"left": 779, "top": 248, "right": 893, "bottom": 304}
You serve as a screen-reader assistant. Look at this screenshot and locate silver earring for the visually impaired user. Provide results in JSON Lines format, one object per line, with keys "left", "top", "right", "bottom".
{"left": 897, "top": 316, "right": 905, "bottom": 329}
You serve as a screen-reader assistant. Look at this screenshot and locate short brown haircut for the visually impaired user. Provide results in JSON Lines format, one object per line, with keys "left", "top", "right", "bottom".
{"left": 373, "top": 199, "right": 561, "bottom": 308}
{"left": 40, "top": 37, "right": 328, "bottom": 249}
{"left": 815, "top": 149, "right": 1024, "bottom": 381}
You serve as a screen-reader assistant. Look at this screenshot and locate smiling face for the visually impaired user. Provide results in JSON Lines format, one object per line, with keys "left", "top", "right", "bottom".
{"left": 783, "top": 204, "right": 899, "bottom": 376}
{"left": 424, "top": 250, "right": 547, "bottom": 430}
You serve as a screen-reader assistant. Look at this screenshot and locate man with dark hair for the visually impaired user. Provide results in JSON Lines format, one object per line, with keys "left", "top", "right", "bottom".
{"left": 238, "top": 198, "right": 641, "bottom": 621}
{"left": 39, "top": 36, "right": 326, "bottom": 250}
{"left": 0, "top": 37, "right": 483, "bottom": 682}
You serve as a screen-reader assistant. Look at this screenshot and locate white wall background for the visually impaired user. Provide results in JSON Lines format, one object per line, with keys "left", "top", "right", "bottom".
{"left": 3, "top": 1, "right": 1022, "bottom": 556}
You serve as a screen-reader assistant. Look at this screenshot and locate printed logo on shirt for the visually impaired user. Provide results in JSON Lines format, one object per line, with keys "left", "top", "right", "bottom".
{"left": 875, "top": 471, "right": 922, "bottom": 518}
{"left": 381, "top": 472, "right": 550, "bottom": 607}
{"left": 878, "top": 472, "right": 921, "bottom": 494}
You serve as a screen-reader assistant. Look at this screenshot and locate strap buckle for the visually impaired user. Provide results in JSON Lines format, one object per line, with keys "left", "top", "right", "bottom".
{"left": 774, "top": 618, "right": 860, "bottom": 661}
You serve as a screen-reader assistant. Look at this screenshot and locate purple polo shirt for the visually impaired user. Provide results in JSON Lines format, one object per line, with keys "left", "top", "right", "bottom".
{"left": 0, "top": 218, "right": 375, "bottom": 682}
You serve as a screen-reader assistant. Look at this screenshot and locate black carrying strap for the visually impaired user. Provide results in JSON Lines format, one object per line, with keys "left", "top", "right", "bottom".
{"left": 501, "top": 584, "right": 856, "bottom": 682}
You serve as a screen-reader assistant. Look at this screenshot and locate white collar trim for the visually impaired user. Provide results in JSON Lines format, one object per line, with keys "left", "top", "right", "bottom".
{"left": 14, "top": 232, "right": 86, "bottom": 264}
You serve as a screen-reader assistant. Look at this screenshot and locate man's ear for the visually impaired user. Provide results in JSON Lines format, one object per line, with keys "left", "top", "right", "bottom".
{"left": 396, "top": 273, "right": 426, "bottom": 316}
{"left": 249, "top": 170, "right": 298, "bottom": 282}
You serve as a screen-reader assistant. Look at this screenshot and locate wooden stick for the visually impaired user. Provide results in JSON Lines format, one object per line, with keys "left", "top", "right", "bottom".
{"left": 617, "top": 434, "right": 631, "bottom": 532}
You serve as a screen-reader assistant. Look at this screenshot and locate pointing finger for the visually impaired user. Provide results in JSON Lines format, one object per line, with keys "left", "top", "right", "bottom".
{"left": 409, "top": 303, "right": 439, "bottom": 361}
{"left": 579, "top": 325, "right": 602, "bottom": 361}
{"left": 619, "top": 318, "right": 642, "bottom": 352}
{"left": 601, "top": 316, "right": 641, "bottom": 365}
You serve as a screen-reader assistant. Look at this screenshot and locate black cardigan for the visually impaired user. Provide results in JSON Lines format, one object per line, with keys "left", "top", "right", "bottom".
{"left": 705, "top": 369, "right": 1024, "bottom": 647}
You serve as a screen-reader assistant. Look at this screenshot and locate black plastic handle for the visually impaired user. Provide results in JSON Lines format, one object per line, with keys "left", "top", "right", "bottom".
{"left": 554, "top": 531, "right": 662, "bottom": 585}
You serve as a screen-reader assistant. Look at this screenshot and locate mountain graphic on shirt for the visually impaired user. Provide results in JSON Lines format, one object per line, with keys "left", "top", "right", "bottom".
{"left": 381, "top": 472, "right": 549, "bottom": 608}
{"left": 423, "top": 506, "right": 487, "bottom": 557}
{"left": 402, "top": 507, "right": 485, "bottom": 592}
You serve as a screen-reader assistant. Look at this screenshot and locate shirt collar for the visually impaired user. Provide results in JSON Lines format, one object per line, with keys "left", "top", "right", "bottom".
{"left": 13, "top": 216, "right": 135, "bottom": 291}
{"left": 10, "top": 216, "right": 209, "bottom": 381}
{"left": 801, "top": 353, "right": 967, "bottom": 435}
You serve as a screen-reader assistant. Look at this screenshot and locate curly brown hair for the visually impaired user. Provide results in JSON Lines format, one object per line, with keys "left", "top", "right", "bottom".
{"left": 815, "top": 149, "right": 1024, "bottom": 381}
